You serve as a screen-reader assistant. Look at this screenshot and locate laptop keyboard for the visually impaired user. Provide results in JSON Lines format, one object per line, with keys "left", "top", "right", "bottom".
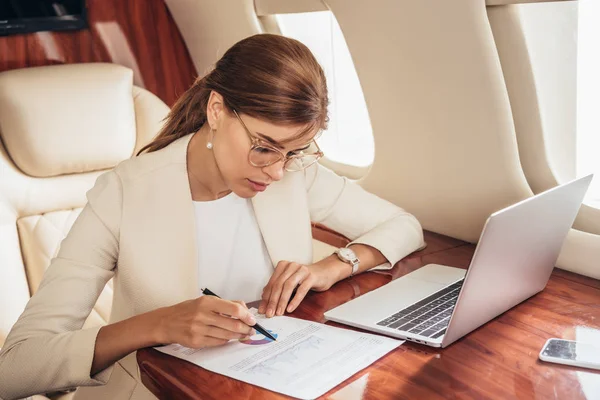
{"left": 376, "top": 279, "right": 465, "bottom": 339}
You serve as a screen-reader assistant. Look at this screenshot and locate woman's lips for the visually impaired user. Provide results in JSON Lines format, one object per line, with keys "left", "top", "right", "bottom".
{"left": 248, "top": 179, "right": 269, "bottom": 192}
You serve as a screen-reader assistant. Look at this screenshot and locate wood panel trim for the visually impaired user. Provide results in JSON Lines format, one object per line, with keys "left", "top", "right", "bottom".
{"left": 0, "top": 0, "right": 197, "bottom": 107}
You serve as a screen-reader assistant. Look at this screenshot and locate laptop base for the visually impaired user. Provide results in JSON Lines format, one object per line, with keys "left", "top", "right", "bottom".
{"left": 324, "top": 264, "right": 466, "bottom": 347}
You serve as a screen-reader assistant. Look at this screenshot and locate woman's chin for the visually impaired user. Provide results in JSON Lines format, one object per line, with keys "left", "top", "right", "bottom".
{"left": 238, "top": 191, "right": 256, "bottom": 199}
{"left": 232, "top": 185, "right": 259, "bottom": 199}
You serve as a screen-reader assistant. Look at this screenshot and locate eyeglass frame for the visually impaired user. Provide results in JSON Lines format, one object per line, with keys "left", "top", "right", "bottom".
{"left": 232, "top": 109, "right": 324, "bottom": 172}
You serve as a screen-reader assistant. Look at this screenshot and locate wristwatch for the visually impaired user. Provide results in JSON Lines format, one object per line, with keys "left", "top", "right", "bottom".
{"left": 334, "top": 247, "right": 360, "bottom": 277}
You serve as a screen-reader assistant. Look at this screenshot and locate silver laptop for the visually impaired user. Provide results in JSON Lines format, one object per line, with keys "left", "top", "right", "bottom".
{"left": 324, "top": 174, "right": 593, "bottom": 348}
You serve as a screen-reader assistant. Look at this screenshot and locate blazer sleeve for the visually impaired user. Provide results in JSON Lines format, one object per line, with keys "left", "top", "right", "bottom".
{"left": 305, "top": 163, "right": 425, "bottom": 269}
{"left": 0, "top": 171, "right": 122, "bottom": 400}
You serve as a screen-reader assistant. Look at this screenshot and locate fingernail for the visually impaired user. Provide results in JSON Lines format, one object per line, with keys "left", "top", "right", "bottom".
{"left": 251, "top": 329, "right": 256, "bottom": 335}
{"left": 248, "top": 314, "right": 257, "bottom": 325}
{"left": 287, "top": 305, "right": 294, "bottom": 313}
{"left": 267, "top": 308, "right": 273, "bottom": 317}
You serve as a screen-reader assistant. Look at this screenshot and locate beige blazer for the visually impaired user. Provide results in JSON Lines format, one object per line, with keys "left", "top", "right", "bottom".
{"left": 0, "top": 133, "right": 424, "bottom": 400}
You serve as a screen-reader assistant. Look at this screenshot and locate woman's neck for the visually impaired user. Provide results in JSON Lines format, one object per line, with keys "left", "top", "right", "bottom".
{"left": 187, "top": 124, "right": 231, "bottom": 201}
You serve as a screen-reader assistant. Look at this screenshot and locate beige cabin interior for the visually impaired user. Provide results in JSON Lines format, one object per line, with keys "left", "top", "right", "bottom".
{"left": 0, "top": 0, "right": 596, "bottom": 399}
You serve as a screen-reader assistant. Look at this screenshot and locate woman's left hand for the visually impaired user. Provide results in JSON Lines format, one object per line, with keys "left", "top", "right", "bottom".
{"left": 258, "top": 261, "right": 340, "bottom": 317}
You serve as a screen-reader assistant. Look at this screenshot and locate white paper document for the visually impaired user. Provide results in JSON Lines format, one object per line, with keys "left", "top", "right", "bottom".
{"left": 154, "top": 309, "right": 403, "bottom": 399}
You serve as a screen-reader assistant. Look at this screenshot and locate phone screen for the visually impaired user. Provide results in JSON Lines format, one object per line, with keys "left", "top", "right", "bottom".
{"left": 543, "top": 339, "right": 600, "bottom": 363}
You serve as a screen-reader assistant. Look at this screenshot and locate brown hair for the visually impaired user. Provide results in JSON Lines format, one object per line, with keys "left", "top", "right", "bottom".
{"left": 137, "top": 33, "right": 328, "bottom": 155}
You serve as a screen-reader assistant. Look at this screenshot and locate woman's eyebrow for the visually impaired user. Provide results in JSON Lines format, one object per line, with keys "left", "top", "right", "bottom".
{"left": 255, "top": 132, "right": 285, "bottom": 149}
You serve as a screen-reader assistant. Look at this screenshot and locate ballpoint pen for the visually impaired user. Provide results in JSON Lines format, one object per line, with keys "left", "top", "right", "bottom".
{"left": 201, "top": 287, "right": 278, "bottom": 342}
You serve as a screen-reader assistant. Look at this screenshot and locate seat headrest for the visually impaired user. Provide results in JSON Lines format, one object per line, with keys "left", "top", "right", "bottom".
{"left": 0, "top": 63, "right": 137, "bottom": 177}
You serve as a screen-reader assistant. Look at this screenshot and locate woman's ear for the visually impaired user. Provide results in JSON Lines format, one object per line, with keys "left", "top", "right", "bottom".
{"left": 206, "top": 91, "right": 225, "bottom": 130}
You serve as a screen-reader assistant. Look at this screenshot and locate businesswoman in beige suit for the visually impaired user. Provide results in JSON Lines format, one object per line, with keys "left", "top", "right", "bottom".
{"left": 0, "top": 34, "right": 424, "bottom": 400}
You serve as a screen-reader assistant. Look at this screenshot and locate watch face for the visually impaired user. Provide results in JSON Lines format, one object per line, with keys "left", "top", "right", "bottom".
{"left": 338, "top": 248, "right": 355, "bottom": 260}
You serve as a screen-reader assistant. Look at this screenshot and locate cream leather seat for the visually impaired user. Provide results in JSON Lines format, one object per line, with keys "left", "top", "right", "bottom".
{"left": 0, "top": 63, "right": 169, "bottom": 400}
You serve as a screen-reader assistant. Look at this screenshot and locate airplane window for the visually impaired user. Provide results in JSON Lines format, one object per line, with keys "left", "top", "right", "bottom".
{"left": 276, "top": 11, "right": 375, "bottom": 168}
{"left": 576, "top": 0, "right": 600, "bottom": 208}
{"left": 518, "top": 1, "right": 598, "bottom": 208}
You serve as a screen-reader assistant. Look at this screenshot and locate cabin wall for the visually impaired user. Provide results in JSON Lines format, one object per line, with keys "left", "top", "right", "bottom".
{"left": 325, "top": 0, "right": 534, "bottom": 244}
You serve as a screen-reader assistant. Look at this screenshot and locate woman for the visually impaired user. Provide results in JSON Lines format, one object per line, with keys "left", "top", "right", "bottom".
{"left": 0, "top": 34, "right": 424, "bottom": 400}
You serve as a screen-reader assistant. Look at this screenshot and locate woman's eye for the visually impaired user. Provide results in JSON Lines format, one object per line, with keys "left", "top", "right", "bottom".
{"left": 288, "top": 147, "right": 310, "bottom": 157}
{"left": 256, "top": 147, "right": 275, "bottom": 154}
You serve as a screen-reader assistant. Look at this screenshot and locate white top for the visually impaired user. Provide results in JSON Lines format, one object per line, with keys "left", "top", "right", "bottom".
{"left": 193, "top": 193, "right": 273, "bottom": 303}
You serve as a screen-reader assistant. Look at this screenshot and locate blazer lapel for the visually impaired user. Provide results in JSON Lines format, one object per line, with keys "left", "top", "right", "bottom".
{"left": 168, "top": 134, "right": 199, "bottom": 300}
{"left": 251, "top": 172, "right": 314, "bottom": 268}
{"left": 139, "top": 133, "right": 199, "bottom": 308}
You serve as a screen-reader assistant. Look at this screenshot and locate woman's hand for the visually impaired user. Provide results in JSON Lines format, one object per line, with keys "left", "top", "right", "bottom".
{"left": 258, "top": 260, "right": 343, "bottom": 317}
{"left": 155, "top": 296, "right": 256, "bottom": 348}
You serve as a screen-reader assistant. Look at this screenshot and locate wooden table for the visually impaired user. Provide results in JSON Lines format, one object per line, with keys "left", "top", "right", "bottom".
{"left": 137, "top": 230, "right": 600, "bottom": 399}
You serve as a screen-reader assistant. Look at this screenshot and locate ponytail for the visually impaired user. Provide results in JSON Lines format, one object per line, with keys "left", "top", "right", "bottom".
{"left": 137, "top": 76, "right": 210, "bottom": 155}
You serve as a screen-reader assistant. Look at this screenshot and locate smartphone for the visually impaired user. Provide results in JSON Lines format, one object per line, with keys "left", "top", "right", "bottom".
{"left": 539, "top": 338, "right": 600, "bottom": 371}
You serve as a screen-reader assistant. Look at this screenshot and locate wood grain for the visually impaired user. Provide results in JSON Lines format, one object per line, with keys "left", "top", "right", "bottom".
{"left": 0, "top": 0, "right": 197, "bottom": 106}
{"left": 138, "top": 230, "right": 600, "bottom": 399}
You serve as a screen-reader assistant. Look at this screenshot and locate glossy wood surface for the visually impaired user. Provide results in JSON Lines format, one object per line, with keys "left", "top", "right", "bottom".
{"left": 138, "top": 230, "right": 600, "bottom": 399}
{"left": 0, "top": 0, "right": 197, "bottom": 106}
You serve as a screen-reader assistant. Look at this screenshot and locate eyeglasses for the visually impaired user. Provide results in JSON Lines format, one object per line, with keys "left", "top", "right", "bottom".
{"left": 233, "top": 109, "right": 324, "bottom": 172}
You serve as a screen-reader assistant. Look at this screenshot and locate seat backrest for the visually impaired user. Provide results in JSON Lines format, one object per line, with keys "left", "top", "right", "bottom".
{"left": 0, "top": 63, "right": 169, "bottom": 348}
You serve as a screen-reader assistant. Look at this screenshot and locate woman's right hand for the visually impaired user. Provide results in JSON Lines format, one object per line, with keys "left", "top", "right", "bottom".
{"left": 155, "top": 296, "right": 257, "bottom": 348}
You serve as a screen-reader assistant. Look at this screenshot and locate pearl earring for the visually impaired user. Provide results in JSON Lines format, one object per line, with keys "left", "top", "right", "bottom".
{"left": 206, "top": 127, "right": 215, "bottom": 149}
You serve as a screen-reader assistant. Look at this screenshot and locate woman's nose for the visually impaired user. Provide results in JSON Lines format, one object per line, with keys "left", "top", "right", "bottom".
{"left": 262, "top": 160, "right": 285, "bottom": 182}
